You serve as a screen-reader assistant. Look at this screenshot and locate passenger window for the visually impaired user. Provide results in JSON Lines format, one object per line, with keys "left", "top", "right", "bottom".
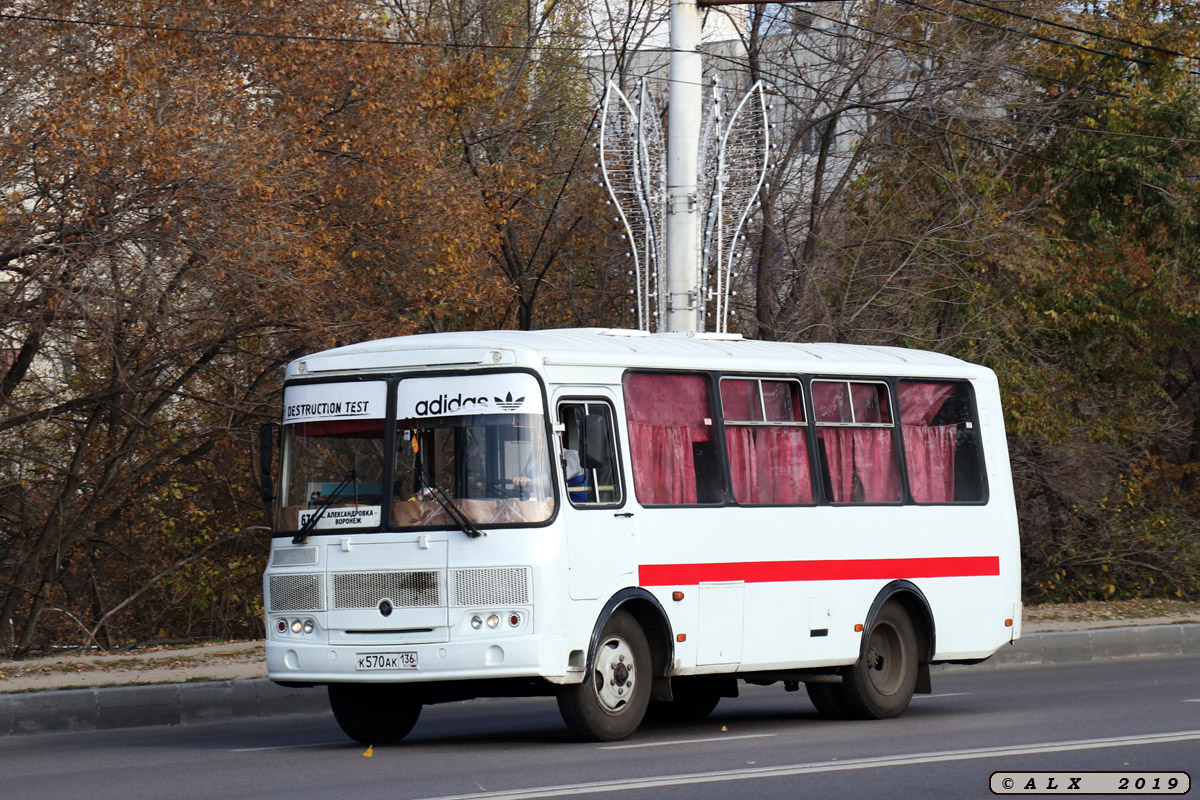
{"left": 558, "top": 401, "right": 623, "bottom": 506}
{"left": 623, "top": 372, "right": 725, "bottom": 505}
{"left": 898, "top": 381, "right": 987, "bottom": 503}
{"left": 812, "top": 379, "right": 901, "bottom": 504}
{"left": 721, "top": 378, "right": 813, "bottom": 505}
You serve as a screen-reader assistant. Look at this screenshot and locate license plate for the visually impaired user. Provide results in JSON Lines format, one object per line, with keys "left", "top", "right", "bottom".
{"left": 355, "top": 652, "right": 418, "bottom": 671}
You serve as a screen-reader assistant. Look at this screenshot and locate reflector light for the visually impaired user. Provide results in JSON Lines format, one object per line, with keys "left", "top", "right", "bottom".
{"left": 1005, "top": 618, "right": 1013, "bottom": 627}
{"left": 276, "top": 619, "right": 287, "bottom": 633}
{"left": 672, "top": 591, "right": 685, "bottom": 601}
{"left": 854, "top": 623, "right": 864, "bottom": 632}
{"left": 676, "top": 633, "right": 687, "bottom": 642}
{"left": 508, "top": 613, "right": 521, "bottom": 627}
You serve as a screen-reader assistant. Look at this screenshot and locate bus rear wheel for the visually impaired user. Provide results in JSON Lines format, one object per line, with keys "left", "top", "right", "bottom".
{"left": 328, "top": 683, "right": 422, "bottom": 744}
{"left": 838, "top": 601, "right": 918, "bottom": 720}
{"left": 805, "top": 682, "right": 849, "bottom": 719}
{"left": 557, "top": 610, "right": 651, "bottom": 741}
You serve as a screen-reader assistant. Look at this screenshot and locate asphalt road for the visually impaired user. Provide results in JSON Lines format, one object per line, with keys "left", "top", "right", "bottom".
{"left": 2, "top": 655, "right": 1197, "bottom": 800}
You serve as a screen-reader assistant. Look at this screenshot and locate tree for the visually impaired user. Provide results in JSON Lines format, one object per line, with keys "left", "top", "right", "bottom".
{"left": 0, "top": 0, "right": 520, "bottom": 654}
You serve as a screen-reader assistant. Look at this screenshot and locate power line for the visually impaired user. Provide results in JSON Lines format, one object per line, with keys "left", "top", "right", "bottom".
{"left": 947, "top": 0, "right": 1200, "bottom": 65}
{"left": 892, "top": 0, "right": 1200, "bottom": 78}
{"left": 4, "top": 4, "right": 1195, "bottom": 153}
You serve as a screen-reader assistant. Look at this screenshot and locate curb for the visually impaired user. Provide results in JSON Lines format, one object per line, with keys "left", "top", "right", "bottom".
{"left": 0, "top": 679, "right": 329, "bottom": 737}
{"left": 936, "top": 622, "right": 1200, "bottom": 672}
{"left": 2, "top": 623, "right": 1198, "bottom": 737}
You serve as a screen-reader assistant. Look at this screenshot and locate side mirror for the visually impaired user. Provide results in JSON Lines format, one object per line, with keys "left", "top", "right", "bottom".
{"left": 258, "top": 423, "right": 276, "bottom": 503}
{"left": 582, "top": 414, "right": 609, "bottom": 470}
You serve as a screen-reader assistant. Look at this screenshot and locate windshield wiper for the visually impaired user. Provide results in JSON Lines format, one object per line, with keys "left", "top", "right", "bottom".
{"left": 416, "top": 464, "right": 485, "bottom": 539}
{"left": 293, "top": 467, "right": 357, "bottom": 545}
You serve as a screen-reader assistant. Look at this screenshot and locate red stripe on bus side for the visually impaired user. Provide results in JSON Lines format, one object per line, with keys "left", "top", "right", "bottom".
{"left": 638, "top": 556, "right": 1000, "bottom": 586}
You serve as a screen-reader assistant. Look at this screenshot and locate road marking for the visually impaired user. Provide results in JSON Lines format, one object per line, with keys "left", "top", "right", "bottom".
{"left": 601, "top": 733, "right": 776, "bottom": 750}
{"left": 412, "top": 729, "right": 1200, "bottom": 800}
{"left": 912, "top": 692, "right": 971, "bottom": 699}
{"left": 230, "top": 741, "right": 345, "bottom": 752}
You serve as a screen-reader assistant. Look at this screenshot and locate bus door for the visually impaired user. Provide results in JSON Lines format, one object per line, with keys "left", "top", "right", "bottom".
{"left": 555, "top": 395, "right": 633, "bottom": 601}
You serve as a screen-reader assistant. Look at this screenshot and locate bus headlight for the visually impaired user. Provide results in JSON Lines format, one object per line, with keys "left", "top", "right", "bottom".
{"left": 486, "top": 614, "right": 501, "bottom": 629}
{"left": 471, "top": 615, "right": 483, "bottom": 630}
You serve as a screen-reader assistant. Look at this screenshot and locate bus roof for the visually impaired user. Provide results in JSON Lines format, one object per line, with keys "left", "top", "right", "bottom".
{"left": 285, "top": 328, "right": 986, "bottom": 380}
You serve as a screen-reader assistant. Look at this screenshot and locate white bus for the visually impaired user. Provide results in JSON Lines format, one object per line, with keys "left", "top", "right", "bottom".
{"left": 259, "top": 328, "right": 1021, "bottom": 743}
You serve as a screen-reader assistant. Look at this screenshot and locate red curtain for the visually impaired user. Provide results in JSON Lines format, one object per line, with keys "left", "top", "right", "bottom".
{"left": 624, "top": 373, "right": 714, "bottom": 505}
{"left": 818, "top": 428, "right": 901, "bottom": 503}
{"left": 905, "top": 426, "right": 957, "bottom": 502}
{"left": 629, "top": 423, "right": 697, "bottom": 504}
{"left": 898, "top": 382, "right": 959, "bottom": 503}
{"left": 726, "top": 427, "right": 812, "bottom": 504}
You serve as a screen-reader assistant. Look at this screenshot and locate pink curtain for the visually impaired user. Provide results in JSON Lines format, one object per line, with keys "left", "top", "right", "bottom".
{"left": 624, "top": 373, "right": 714, "bottom": 505}
{"left": 629, "top": 422, "right": 697, "bottom": 504}
{"left": 898, "top": 382, "right": 956, "bottom": 425}
{"left": 811, "top": 381, "right": 850, "bottom": 423}
{"left": 905, "top": 426, "right": 957, "bottom": 502}
{"left": 818, "top": 428, "right": 900, "bottom": 503}
{"left": 898, "top": 382, "right": 959, "bottom": 504}
{"left": 726, "top": 427, "right": 812, "bottom": 504}
{"left": 720, "top": 379, "right": 759, "bottom": 421}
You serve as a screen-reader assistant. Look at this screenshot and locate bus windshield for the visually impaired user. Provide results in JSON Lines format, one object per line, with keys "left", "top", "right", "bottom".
{"left": 276, "top": 380, "right": 389, "bottom": 532}
{"left": 393, "top": 372, "right": 555, "bottom": 528}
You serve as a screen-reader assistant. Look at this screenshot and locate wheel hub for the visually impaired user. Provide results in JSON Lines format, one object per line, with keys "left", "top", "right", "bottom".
{"left": 593, "top": 637, "right": 636, "bottom": 713}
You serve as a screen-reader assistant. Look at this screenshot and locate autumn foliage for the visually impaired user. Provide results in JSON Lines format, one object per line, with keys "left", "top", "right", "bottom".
{"left": 2, "top": 0, "right": 1199, "bottom": 655}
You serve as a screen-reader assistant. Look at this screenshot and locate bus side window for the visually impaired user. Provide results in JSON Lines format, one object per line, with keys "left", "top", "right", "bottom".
{"left": 558, "top": 401, "right": 623, "bottom": 506}
{"left": 897, "top": 380, "right": 988, "bottom": 503}
{"left": 622, "top": 372, "right": 726, "bottom": 505}
{"left": 812, "top": 379, "right": 902, "bottom": 504}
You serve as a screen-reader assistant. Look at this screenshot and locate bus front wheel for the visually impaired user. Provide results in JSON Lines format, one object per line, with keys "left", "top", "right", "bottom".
{"left": 328, "top": 683, "right": 422, "bottom": 744}
{"left": 838, "top": 601, "right": 918, "bottom": 719}
{"left": 557, "top": 610, "right": 651, "bottom": 741}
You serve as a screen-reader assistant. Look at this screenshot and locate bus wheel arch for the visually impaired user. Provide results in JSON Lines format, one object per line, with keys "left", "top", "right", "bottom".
{"left": 836, "top": 582, "right": 935, "bottom": 719}
{"left": 588, "top": 588, "right": 675, "bottom": 692}
{"left": 865, "top": 580, "right": 935, "bottom": 686}
{"left": 556, "top": 589, "right": 674, "bottom": 741}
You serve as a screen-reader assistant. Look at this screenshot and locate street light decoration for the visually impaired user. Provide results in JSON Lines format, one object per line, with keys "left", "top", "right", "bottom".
{"left": 600, "top": 78, "right": 769, "bottom": 333}
{"left": 599, "top": 80, "right": 666, "bottom": 331}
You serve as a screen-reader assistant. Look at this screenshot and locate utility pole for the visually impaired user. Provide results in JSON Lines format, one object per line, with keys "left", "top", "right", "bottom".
{"left": 663, "top": 0, "right": 703, "bottom": 333}
{"left": 600, "top": 0, "right": 767, "bottom": 335}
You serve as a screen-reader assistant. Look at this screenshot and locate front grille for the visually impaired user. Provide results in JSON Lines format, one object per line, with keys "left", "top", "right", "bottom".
{"left": 451, "top": 567, "right": 530, "bottom": 606}
{"left": 271, "top": 546, "right": 318, "bottom": 567}
{"left": 268, "top": 573, "right": 324, "bottom": 611}
{"left": 332, "top": 571, "right": 441, "bottom": 609}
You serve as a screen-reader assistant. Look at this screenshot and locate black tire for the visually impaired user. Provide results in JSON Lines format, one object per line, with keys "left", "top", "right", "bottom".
{"left": 837, "top": 601, "right": 918, "bottom": 720}
{"left": 648, "top": 678, "right": 722, "bottom": 723}
{"left": 328, "top": 683, "right": 422, "bottom": 744}
{"left": 805, "top": 682, "right": 849, "bottom": 719}
{"left": 557, "top": 610, "right": 651, "bottom": 741}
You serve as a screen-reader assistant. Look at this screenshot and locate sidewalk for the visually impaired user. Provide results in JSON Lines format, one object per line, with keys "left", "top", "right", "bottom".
{"left": 2, "top": 605, "right": 1199, "bottom": 737}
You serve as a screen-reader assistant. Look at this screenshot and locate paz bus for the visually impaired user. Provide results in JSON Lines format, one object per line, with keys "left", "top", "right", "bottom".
{"left": 258, "top": 328, "right": 1021, "bottom": 743}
